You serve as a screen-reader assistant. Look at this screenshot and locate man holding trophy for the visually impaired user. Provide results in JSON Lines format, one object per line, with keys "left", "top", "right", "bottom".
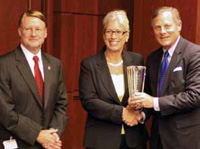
{"left": 128, "top": 6, "right": 200, "bottom": 149}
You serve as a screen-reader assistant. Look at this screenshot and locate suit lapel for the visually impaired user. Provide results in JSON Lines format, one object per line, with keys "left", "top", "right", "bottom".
{"left": 95, "top": 48, "right": 140, "bottom": 104}
{"left": 15, "top": 47, "right": 43, "bottom": 108}
{"left": 161, "top": 37, "right": 184, "bottom": 95}
{"left": 96, "top": 48, "right": 121, "bottom": 104}
{"left": 154, "top": 48, "right": 164, "bottom": 96}
{"left": 42, "top": 53, "right": 52, "bottom": 109}
{"left": 121, "top": 51, "right": 132, "bottom": 103}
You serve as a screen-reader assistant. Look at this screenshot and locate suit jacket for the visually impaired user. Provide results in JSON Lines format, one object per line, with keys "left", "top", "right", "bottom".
{"left": 0, "top": 46, "right": 68, "bottom": 148}
{"left": 79, "top": 47, "right": 148, "bottom": 149}
{"left": 145, "top": 37, "right": 200, "bottom": 149}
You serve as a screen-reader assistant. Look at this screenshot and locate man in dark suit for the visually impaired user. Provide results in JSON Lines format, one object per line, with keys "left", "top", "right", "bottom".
{"left": 129, "top": 6, "right": 200, "bottom": 149}
{"left": 0, "top": 11, "right": 68, "bottom": 149}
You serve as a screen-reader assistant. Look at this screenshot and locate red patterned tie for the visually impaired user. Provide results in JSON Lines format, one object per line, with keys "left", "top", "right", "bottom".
{"left": 33, "top": 56, "right": 44, "bottom": 103}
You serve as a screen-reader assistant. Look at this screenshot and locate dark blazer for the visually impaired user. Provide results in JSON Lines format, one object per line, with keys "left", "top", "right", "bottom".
{"left": 145, "top": 37, "right": 200, "bottom": 149}
{"left": 79, "top": 47, "right": 148, "bottom": 149}
{"left": 0, "top": 46, "right": 68, "bottom": 148}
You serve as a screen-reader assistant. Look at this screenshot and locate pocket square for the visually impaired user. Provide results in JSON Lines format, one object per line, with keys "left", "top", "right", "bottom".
{"left": 173, "top": 66, "right": 182, "bottom": 72}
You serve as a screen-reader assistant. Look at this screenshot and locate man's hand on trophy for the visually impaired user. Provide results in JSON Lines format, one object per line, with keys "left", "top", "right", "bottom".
{"left": 122, "top": 107, "right": 142, "bottom": 126}
{"left": 128, "top": 92, "right": 154, "bottom": 108}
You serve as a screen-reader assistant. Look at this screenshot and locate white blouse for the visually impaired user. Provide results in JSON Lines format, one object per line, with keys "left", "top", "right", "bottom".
{"left": 111, "top": 74, "right": 124, "bottom": 100}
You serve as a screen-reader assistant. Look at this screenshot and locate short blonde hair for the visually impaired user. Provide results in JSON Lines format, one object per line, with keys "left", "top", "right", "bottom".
{"left": 103, "top": 10, "right": 130, "bottom": 32}
{"left": 151, "top": 6, "right": 182, "bottom": 25}
{"left": 19, "top": 10, "right": 47, "bottom": 27}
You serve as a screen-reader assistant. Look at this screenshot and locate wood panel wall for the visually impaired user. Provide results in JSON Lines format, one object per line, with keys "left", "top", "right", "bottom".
{"left": 0, "top": 0, "right": 42, "bottom": 55}
{"left": 53, "top": 1, "right": 134, "bottom": 148}
{"left": 196, "top": 0, "right": 200, "bottom": 45}
{"left": 0, "top": 1, "right": 28, "bottom": 54}
{"left": 133, "top": 0, "right": 199, "bottom": 60}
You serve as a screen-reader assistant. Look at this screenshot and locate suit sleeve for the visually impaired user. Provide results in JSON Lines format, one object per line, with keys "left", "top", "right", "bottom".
{"left": 79, "top": 60, "right": 123, "bottom": 124}
{"left": 159, "top": 47, "right": 200, "bottom": 116}
{"left": 49, "top": 63, "right": 68, "bottom": 136}
{"left": 143, "top": 56, "right": 155, "bottom": 120}
{"left": 0, "top": 59, "right": 43, "bottom": 145}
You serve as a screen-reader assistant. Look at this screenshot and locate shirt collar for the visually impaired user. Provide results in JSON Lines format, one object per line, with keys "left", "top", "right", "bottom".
{"left": 163, "top": 36, "right": 180, "bottom": 57}
{"left": 20, "top": 43, "right": 42, "bottom": 61}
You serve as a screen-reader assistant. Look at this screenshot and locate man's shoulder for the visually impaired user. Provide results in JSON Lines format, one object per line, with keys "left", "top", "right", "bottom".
{"left": 0, "top": 47, "right": 19, "bottom": 61}
{"left": 148, "top": 47, "right": 162, "bottom": 59}
{"left": 42, "top": 52, "right": 62, "bottom": 64}
{"left": 182, "top": 38, "right": 200, "bottom": 50}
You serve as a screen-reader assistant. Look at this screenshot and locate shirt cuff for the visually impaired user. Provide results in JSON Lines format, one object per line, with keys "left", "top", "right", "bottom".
{"left": 153, "top": 97, "right": 160, "bottom": 111}
{"left": 139, "top": 111, "right": 146, "bottom": 124}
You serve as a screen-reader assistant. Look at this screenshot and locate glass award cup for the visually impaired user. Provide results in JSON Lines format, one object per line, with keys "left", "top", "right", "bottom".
{"left": 127, "top": 66, "right": 146, "bottom": 97}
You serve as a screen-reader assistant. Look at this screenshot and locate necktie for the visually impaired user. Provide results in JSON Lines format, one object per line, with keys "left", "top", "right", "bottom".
{"left": 158, "top": 51, "right": 169, "bottom": 95}
{"left": 33, "top": 56, "right": 44, "bottom": 103}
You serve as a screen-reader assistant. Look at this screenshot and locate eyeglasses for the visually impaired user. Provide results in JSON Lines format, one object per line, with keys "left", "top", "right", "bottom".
{"left": 21, "top": 26, "right": 46, "bottom": 34}
{"left": 105, "top": 30, "right": 128, "bottom": 37}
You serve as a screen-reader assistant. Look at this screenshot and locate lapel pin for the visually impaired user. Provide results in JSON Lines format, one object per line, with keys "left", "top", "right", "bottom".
{"left": 48, "top": 66, "right": 51, "bottom": 70}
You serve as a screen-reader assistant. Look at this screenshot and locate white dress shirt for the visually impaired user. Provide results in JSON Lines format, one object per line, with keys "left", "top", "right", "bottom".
{"left": 21, "top": 44, "right": 44, "bottom": 80}
{"left": 111, "top": 74, "right": 125, "bottom": 99}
